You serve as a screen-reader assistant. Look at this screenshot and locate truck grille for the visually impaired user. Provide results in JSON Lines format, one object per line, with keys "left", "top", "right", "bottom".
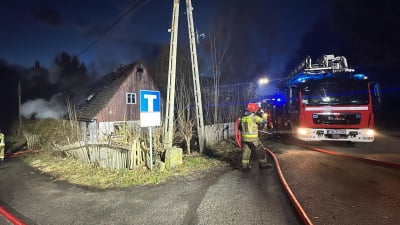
{"left": 312, "top": 113, "right": 361, "bottom": 125}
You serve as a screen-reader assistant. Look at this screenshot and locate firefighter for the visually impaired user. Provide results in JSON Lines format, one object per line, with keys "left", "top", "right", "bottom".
{"left": 239, "top": 103, "right": 270, "bottom": 171}
{"left": 0, "top": 131, "right": 4, "bottom": 162}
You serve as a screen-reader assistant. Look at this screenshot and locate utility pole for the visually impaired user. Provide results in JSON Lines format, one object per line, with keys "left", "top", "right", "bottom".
{"left": 164, "top": 0, "right": 205, "bottom": 153}
{"left": 186, "top": 0, "right": 205, "bottom": 153}
{"left": 164, "top": 0, "right": 180, "bottom": 152}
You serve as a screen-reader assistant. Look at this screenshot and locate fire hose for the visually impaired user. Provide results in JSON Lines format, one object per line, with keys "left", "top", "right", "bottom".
{"left": 0, "top": 149, "right": 36, "bottom": 225}
{"left": 234, "top": 117, "right": 242, "bottom": 148}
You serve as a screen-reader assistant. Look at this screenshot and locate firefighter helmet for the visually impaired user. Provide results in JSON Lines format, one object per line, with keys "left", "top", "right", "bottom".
{"left": 247, "top": 102, "right": 259, "bottom": 113}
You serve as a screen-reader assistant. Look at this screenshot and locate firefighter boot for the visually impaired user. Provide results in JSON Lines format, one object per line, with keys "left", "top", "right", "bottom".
{"left": 242, "top": 160, "right": 251, "bottom": 171}
{"left": 258, "top": 159, "right": 272, "bottom": 170}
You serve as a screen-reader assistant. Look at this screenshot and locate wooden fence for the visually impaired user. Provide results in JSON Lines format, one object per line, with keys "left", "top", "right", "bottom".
{"left": 24, "top": 132, "right": 41, "bottom": 150}
{"left": 204, "top": 122, "right": 234, "bottom": 146}
{"left": 53, "top": 122, "right": 235, "bottom": 169}
{"left": 54, "top": 141, "right": 148, "bottom": 170}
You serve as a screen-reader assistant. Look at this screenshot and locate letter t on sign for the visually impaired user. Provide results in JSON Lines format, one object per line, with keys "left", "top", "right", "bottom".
{"left": 144, "top": 94, "right": 156, "bottom": 112}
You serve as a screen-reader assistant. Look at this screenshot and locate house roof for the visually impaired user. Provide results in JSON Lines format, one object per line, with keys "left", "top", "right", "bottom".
{"left": 74, "top": 61, "right": 145, "bottom": 122}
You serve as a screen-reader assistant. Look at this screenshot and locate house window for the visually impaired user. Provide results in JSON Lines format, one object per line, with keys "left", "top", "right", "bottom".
{"left": 126, "top": 93, "right": 136, "bottom": 104}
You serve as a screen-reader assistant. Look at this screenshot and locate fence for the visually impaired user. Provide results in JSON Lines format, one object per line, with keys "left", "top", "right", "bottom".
{"left": 54, "top": 141, "right": 147, "bottom": 170}
{"left": 24, "top": 132, "right": 41, "bottom": 150}
{"left": 53, "top": 123, "right": 235, "bottom": 169}
{"left": 204, "top": 122, "right": 234, "bottom": 146}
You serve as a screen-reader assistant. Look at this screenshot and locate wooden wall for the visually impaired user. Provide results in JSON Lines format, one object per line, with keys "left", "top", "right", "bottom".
{"left": 96, "top": 64, "right": 161, "bottom": 123}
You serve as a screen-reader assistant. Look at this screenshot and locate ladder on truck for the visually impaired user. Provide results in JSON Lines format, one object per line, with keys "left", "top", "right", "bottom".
{"left": 164, "top": 0, "right": 205, "bottom": 153}
{"left": 287, "top": 54, "right": 355, "bottom": 78}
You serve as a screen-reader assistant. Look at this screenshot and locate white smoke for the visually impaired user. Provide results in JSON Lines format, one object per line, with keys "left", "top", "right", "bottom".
{"left": 21, "top": 93, "right": 67, "bottom": 119}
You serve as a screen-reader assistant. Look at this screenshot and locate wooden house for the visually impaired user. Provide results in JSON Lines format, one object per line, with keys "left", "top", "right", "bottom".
{"left": 74, "top": 61, "right": 163, "bottom": 143}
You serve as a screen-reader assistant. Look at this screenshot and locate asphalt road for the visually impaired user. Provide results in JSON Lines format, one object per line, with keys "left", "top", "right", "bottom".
{"left": 0, "top": 156, "right": 300, "bottom": 225}
{"left": 2, "top": 133, "right": 399, "bottom": 225}
{"left": 270, "top": 133, "right": 400, "bottom": 225}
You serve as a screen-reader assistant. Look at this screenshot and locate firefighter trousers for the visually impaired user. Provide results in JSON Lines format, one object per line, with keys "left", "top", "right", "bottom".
{"left": 241, "top": 140, "right": 267, "bottom": 168}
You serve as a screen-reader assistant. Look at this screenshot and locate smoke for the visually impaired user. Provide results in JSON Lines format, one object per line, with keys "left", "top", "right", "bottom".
{"left": 21, "top": 93, "right": 67, "bottom": 119}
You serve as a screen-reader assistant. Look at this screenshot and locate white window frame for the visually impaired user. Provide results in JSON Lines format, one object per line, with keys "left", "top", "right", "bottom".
{"left": 126, "top": 92, "right": 136, "bottom": 104}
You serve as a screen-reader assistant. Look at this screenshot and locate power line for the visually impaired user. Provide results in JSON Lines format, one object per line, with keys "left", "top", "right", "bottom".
{"left": 78, "top": 0, "right": 151, "bottom": 57}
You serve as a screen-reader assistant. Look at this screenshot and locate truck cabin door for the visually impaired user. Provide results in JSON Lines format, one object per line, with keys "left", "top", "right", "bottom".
{"left": 369, "top": 82, "right": 382, "bottom": 112}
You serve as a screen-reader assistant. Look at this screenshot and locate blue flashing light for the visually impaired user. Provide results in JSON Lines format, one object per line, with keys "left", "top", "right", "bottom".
{"left": 271, "top": 95, "right": 285, "bottom": 105}
{"left": 260, "top": 95, "right": 286, "bottom": 106}
{"left": 353, "top": 73, "right": 367, "bottom": 80}
{"left": 286, "top": 72, "right": 333, "bottom": 86}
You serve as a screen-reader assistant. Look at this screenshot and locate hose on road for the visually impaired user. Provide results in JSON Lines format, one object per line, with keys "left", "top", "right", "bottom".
{"left": 264, "top": 147, "right": 314, "bottom": 225}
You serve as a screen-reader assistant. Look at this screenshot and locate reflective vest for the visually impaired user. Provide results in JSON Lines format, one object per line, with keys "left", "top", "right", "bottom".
{"left": 240, "top": 113, "right": 264, "bottom": 142}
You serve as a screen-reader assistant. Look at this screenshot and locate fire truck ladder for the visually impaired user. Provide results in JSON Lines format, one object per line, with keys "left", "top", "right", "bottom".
{"left": 164, "top": 0, "right": 205, "bottom": 153}
{"left": 287, "top": 54, "right": 355, "bottom": 79}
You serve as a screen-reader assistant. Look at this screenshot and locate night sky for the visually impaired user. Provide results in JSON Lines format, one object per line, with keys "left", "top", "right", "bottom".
{"left": 1, "top": 0, "right": 399, "bottom": 133}
{"left": 1, "top": 0, "right": 330, "bottom": 74}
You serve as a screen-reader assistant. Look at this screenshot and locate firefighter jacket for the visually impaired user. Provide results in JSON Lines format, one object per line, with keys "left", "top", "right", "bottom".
{"left": 240, "top": 112, "right": 265, "bottom": 142}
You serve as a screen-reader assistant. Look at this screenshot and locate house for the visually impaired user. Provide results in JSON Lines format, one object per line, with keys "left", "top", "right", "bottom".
{"left": 74, "top": 61, "right": 163, "bottom": 143}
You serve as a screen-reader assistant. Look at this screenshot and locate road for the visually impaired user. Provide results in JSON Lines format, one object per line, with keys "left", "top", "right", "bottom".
{"left": 1, "top": 132, "right": 399, "bottom": 225}
{"left": 270, "top": 132, "right": 400, "bottom": 225}
{"left": 0, "top": 156, "right": 300, "bottom": 225}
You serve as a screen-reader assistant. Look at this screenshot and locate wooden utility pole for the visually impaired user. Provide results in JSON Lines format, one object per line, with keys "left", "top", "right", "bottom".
{"left": 164, "top": 0, "right": 180, "bottom": 151}
{"left": 164, "top": 0, "right": 205, "bottom": 153}
{"left": 186, "top": 0, "right": 205, "bottom": 153}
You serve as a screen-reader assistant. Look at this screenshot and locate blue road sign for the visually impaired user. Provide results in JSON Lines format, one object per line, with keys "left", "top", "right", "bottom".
{"left": 140, "top": 90, "right": 161, "bottom": 127}
{"left": 140, "top": 90, "right": 160, "bottom": 112}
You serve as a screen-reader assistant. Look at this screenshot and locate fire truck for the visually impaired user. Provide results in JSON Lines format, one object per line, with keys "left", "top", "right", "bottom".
{"left": 261, "top": 54, "right": 381, "bottom": 142}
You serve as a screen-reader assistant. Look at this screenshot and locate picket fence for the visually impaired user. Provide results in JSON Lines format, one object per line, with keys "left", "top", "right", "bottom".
{"left": 52, "top": 122, "right": 234, "bottom": 170}
{"left": 54, "top": 141, "right": 146, "bottom": 170}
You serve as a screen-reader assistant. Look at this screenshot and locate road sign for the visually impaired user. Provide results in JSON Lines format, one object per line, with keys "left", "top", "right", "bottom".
{"left": 140, "top": 90, "right": 161, "bottom": 127}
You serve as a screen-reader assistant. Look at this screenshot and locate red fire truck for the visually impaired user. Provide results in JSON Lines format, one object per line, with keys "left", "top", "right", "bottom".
{"left": 261, "top": 54, "right": 381, "bottom": 142}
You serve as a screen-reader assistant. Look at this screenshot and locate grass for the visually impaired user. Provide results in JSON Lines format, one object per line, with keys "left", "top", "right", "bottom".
{"left": 22, "top": 150, "right": 229, "bottom": 189}
{"left": 6, "top": 118, "right": 236, "bottom": 190}
{"left": 6, "top": 119, "right": 228, "bottom": 189}
{"left": 6, "top": 118, "right": 235, "bottom": 189}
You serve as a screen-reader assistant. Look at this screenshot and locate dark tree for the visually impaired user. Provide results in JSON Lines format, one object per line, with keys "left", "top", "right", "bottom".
{"left": 50, "top": 52, "right": 90, "bottom": 99}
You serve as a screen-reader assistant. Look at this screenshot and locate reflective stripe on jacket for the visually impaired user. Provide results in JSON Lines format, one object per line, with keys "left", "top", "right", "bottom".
{"left": 240, "top": 113, "right": 264, "bottom": 142}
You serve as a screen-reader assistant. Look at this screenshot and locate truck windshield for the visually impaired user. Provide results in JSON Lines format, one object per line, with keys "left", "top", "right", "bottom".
{"left": 301, "top": 81, "right": 369, "bottom": 106}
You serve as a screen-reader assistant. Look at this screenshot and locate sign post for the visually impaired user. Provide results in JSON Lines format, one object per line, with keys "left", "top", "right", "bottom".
{"left": 140, "top": 90, "right": 161, "bottom": 170}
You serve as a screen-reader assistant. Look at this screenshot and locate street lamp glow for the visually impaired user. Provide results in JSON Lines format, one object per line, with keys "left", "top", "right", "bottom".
{"left": 258, "top": 77, "right": 269, "bottom": 85}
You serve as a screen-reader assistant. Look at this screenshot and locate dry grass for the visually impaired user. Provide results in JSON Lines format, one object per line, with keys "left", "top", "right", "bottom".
{"left": 22, "top": 151, "right": 228, "bottom": 189}
{"left": 13, "top": 118, "right": 233, "bottom": 189}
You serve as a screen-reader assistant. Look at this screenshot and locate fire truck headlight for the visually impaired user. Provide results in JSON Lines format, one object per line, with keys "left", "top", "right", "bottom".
{"left": 366, "top": 129, "right": 374, "bottom": 136}
{"left": 297, "top": 128, "right": 311, "bottom": 136}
